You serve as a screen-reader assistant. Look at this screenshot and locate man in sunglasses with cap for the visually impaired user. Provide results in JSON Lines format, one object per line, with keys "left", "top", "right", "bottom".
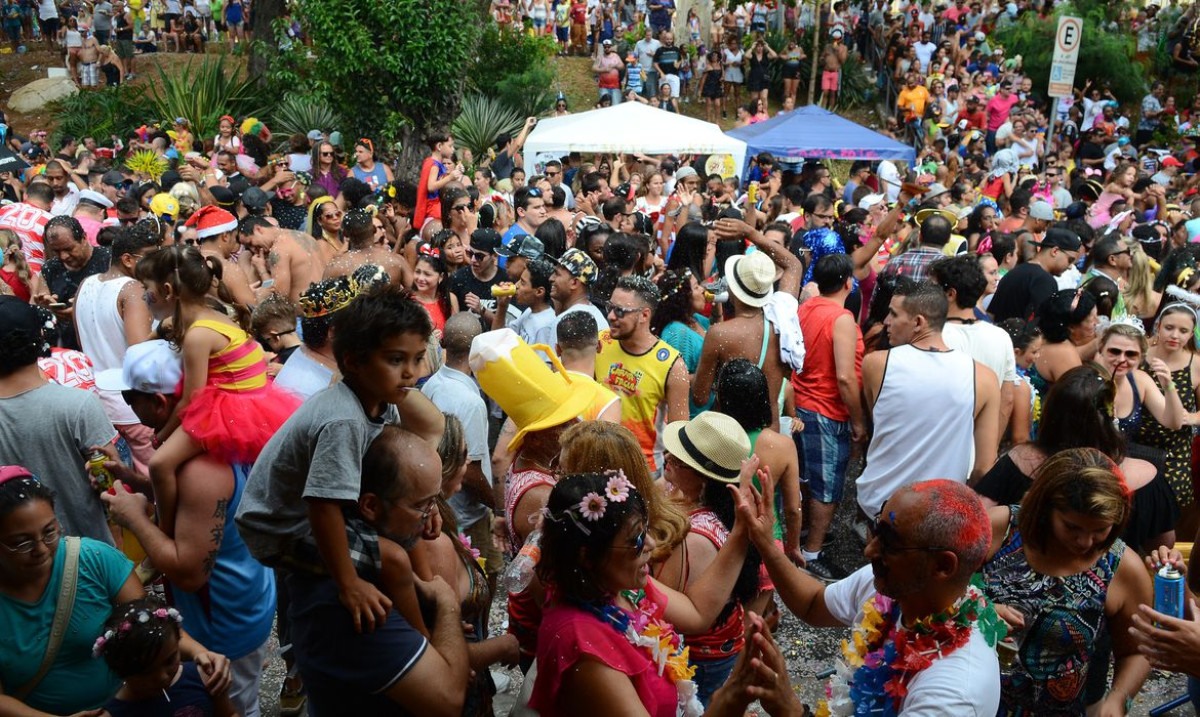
{"left": 450, "top": 227, "right": 506, "bottom": 328}
{"left": 989, "top": 226, "right": 1083, "bottom": 322}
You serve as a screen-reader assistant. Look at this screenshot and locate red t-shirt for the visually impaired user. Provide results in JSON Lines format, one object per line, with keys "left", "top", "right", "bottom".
{"left": 570, "top": 1, "right": 587, "bottom": 23}
{"left": 0, "top": 202, "right": 51, "bottom": 274}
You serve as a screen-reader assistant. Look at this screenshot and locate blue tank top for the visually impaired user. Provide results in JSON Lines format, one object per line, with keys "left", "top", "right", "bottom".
{"left": 170, "top": 463, "right": 276, "bottom": 660}
{"left": 352, "top": 162, "right": 390, "bottom": 192}
{"left": 1116, "top": 377, "right": 1143, "bottom": 436}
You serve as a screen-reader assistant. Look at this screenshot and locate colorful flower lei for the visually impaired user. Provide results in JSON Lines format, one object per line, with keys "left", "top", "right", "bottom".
{"left": 816, "top": 586, "right": 1005, "bottom": 717}
{"left": 583, "top": 594, "right": 704, "bottom": 717}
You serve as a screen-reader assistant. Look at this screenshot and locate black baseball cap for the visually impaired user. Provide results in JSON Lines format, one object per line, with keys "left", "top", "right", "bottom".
{"left": 470, "top": 228, "right": 502, "bottom": 253}
{"left": 1034, "top": 227, "right": 1082, "bottom": 252}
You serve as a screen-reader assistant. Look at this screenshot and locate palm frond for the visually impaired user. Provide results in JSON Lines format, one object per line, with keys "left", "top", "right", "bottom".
{"left": 451, "top": 94, "right": 524, "bottom": 159}
{"left": 147, "top": 56, "right": 266, "bottom": 139}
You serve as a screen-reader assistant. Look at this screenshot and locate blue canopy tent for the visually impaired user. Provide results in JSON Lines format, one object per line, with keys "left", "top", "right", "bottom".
{"left": 726, "top": 105, "right": 915, "bottom": 174}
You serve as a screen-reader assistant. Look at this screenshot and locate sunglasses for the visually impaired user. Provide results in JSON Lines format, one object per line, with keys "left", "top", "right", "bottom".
{"left": 544, "top": 171, "right": 560, "bottom": 177}
{"left": 526, "top": 187, "right": 544, "bottom": 197}
{"left": 469, "top": 249, "right": 492, "bottom": 261}
{"left": 607, "top": 302, "right": 643, "bottom": 318}
{"left": 868, "top": 510, "right": 953, "bottom": 555}
{"left": 613, "top": 528, "right": 648, "bottom": 556}
{"left": 451, "top": 203, "right": 472, "bottom": 213}
{"left": 322, "top": 210, "right": 344, "bottom": 220}
{"left": 321, "top": 151, "right": 334, "bottom": 157}
{"left": 1103, "top": 346, "right": 1141, "bottom": 361}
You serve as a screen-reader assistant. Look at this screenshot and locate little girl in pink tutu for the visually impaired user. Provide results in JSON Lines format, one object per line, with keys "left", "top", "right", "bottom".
{"left": 138, "top": 235, "right": 299, "bottom": 534}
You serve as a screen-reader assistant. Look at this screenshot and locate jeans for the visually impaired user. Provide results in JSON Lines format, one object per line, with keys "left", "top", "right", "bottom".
{"left": 599, "top": 86, "right": 623, "bottom": 105}
{"left": 692, "top": 653, "right": 738, "bottom": 707}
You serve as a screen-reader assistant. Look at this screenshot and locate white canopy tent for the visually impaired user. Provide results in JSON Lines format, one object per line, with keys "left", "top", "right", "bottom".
{"left": 522, "top": 102, "right": 748, "bottom": 180}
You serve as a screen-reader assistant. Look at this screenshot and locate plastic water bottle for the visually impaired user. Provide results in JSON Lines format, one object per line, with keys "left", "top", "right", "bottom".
{"left": 503, "top": 529, "right": 542, "bottom": 594}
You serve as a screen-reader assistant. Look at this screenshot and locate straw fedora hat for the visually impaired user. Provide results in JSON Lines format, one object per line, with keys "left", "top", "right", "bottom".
{"left": 661, "top": 412, "right": 751, "bottom": 484}
{"left": 724, "top": 251, "right": 775, "bottom": 308}
{"left": 469, "top": 328, "right": 599, "bottom": 452}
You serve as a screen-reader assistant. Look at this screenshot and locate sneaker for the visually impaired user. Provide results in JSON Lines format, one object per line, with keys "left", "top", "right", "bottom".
{"left": 279, "top": 680, "right": 306, "bottom": 717}
{"left": 801, "top": 556, "right": 849, "bottom": 583}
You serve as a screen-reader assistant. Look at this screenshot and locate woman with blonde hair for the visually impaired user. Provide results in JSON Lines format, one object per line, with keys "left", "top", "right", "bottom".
{"left": 0, "top": 229, "right": 32, "bottom": 301}
{"left": 981, "top": 447, "right": 1153, "bottom": 715}
{"left": 1122, "top": 247, "right": 1161, "bottom": 322}
{"left": 558, "top": 420, "right": 689, "bottom": 563}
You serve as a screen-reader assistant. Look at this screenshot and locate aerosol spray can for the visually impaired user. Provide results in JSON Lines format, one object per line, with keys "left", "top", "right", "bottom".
{"left": 1155, "top": 564, "right": 1186, "bottom": 620}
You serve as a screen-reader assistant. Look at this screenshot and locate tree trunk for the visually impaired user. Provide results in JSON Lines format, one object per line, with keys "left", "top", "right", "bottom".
{"left": 807, "top": 0, "right": 821, "bottom": 106}
{"left": 396, "top": 124, "right": 431, "bottom": 182}
{"left": 248, "top": 0, "right": 284, "bottom": 83}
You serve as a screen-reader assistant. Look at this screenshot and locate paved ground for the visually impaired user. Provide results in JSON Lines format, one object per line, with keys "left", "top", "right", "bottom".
{"left": 253, "top": 460, "right": 1194, "bottom": 716}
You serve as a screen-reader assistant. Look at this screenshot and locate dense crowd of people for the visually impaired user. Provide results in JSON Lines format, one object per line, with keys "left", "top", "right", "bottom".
{"left": 5, "top": 1, "right": 1200, "bottom": 717}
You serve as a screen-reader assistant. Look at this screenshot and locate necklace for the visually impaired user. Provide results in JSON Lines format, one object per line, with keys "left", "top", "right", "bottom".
{"left": 816, "top": 586, "right": 1004, "bottom": 717}
{"left": 582, "top": 595, "right": 704, "bottom": 717}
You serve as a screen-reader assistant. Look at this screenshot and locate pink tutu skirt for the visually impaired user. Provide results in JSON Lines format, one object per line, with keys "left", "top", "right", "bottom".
{"left": 179, "top": 383, "right": 301, "bottom": 464}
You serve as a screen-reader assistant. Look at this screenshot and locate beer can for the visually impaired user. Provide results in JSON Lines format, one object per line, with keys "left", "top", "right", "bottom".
{"left": 87, "top": 450, "right": 115, "bottom": 493}
{"left": 1155, "top": 565, "right": 1186, "bottom": 620}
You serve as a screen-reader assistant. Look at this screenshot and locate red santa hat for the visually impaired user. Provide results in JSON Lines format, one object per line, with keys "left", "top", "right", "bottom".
{"left": 185, "top": 205, "right": 239, "bottom": 239}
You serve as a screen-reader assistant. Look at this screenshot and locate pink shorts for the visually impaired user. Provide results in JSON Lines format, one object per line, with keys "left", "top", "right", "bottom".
{"left": 822, "top": 70, "right": 840, "bottom": 92}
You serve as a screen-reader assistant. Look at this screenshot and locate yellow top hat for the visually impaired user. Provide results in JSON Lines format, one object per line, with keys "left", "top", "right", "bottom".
{"left": 914, "top": 207, "right": 959, "bottom": 228}
{"left": 469, "top": 329, "right": 600, "bottom": 452}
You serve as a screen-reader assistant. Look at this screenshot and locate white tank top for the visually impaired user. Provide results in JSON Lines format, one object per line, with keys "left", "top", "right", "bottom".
{"left": 74, "top": 274, "right": 139, "bottom": 425}
{"left": 856, "top": 344, "right": 976, "bottom": 516}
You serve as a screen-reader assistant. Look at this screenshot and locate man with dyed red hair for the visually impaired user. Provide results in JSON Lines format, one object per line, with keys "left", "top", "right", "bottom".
{"left": 736, "top": 478, "right": 1001, "bottom": 716}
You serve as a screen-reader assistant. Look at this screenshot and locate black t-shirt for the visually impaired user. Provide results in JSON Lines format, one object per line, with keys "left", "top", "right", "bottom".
{"left": 41, "top": 246, "right": 111, "bottom": 350}
{"left": 447, "top": 266, "right": 502, "bottom": 318}
{"left": 270, "top": 198, "right": 307, "bottom": 231}
{"left": 653, "top": 45, "right": 682, "bottom": 75}
{"left": 114, "top": 13, "right": 132, "bottom": 40}
{"left": 1077, "top": 141, "right": 1104, "bottom": 164}
{"left": 491, "top": 150, "right": 515, "bottom": 181}
{"left": 987, "top": 262, "right": 1057, "bottom": 323}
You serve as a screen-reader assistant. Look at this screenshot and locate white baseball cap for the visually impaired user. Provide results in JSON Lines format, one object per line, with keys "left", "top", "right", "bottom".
{"left": 95, "top": 339, "right": 183, "bottom": 395}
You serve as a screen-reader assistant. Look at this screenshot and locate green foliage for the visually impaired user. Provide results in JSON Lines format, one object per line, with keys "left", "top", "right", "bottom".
{"left": 269, "top": 95, "right": 344, "bottom": 144}
{"left": 991, "top": 4, "right": 1145, "bottom": 104}
{"left": 294, "top": 0, "right": 483, "bottom": 142}
{"left": 147, "top": 56, "right": 266, "bottom": 139}
{"left": 50, "top": 85, "right": 154, "bottom": 147}
{"left": 494, "top": 65, "right": 557, "bottom": 119}
{"left": 755, "top": 29, "right": 871, "bottom": 110}
{"left": 452, "top": 94, "right": 525, "bottom": 159}
{"left": 469, "top": 24, "right": 558, "bottom": 118}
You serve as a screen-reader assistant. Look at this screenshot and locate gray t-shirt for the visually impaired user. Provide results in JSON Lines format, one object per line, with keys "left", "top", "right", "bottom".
{"left": 421, "top": 366, "right": 492, "bottom": 531}
{"left": 93, "top": 1, "right": 113, "bottom": 31}
{"left": 235, "top": 381, "right": 398, "bottom": 564}
{"left": 0, "top": 383, "right": 117, "bottom": 543}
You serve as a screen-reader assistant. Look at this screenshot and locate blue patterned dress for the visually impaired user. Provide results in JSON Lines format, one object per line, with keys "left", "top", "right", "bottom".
{"left": 980, "top": 506, "right": 1125, "bottom": 716}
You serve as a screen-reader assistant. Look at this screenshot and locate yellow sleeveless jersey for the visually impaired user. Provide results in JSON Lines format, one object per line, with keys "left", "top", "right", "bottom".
{"left": 595, "top": 330, "right": 679, "bottom": 469}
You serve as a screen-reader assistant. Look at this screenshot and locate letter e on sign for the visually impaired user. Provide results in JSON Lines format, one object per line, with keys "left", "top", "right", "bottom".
{"left": 1047, "top": 16, "right": 1082, "bottom": 98}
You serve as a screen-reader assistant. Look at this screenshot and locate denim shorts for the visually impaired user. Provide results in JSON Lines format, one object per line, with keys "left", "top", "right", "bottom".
{"left": 692, "top": 653, "right": 737, "bottom": 707}
{"left": 795, "top": 407, "right": 851, "bottom": 503}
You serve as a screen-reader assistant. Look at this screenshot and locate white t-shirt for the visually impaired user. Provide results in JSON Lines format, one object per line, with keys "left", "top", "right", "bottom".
{"left": 556, "top": 300, "right": 610, "bottom": 333}
{"left": 274, "top": 347, "right": 336, "bottom": 401}
{"left": 513, "top": 306, "right": 558, "bottom": 350}
{"left": 38, "top": 0, "right": 58, "bottom": 21}
{"left": 942, "top": 322, "right": 1016, "bottom": 389}
{"left": 824, "top": 566, "right": 1002, "bottom": 717}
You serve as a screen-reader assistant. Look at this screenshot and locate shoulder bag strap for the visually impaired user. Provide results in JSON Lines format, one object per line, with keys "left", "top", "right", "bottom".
{"left": 13, "top": 536, "right": 82, "bottom": 701}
